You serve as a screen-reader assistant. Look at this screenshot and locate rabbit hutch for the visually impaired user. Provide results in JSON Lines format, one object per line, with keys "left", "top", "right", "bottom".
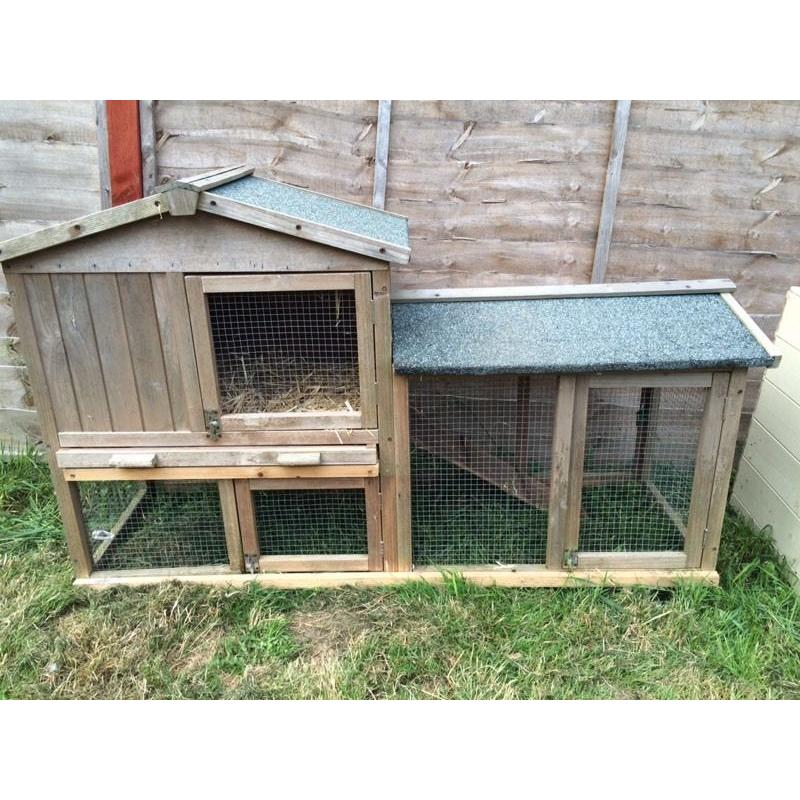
{"left": 0, "top": 165, "right": 781, "bottom": 588}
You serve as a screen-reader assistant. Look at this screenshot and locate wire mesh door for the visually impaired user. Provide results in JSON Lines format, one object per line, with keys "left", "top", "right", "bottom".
{"left": 235, "top": 478, "right": 383, "bottom": 572}
{"left": 186, "top": 273, "right": 376, "bottom": 434}
{"left": 407, "top": 374, "right": 558, "bottom": 567}
{"left": 576, "top": 381, "right": 708, "bottom": 562}
{"left": 77, "top": 479, "right": 238, "bottom": 573}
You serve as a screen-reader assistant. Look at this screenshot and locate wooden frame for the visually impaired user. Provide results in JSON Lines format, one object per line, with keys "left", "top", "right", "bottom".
{"left": 235, "top": 476, "right": 383, "bottom": 573}
{"left": 185, "top": 272, "right": 378, "bottom": 435}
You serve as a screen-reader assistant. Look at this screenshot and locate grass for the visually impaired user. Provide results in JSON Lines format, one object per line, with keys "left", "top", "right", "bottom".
{"left": 2, "top": 446, "right": 800, "bottom": 699}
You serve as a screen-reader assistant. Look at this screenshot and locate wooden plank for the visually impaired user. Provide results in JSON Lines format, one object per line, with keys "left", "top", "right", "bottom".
{"left": 50, "top": 274, "right": 112, "bottom": 430}
{"left": 588, "top": 371, "right": 713, "bottom": 388}
{"left": 591, "top": 100, "right": 631, "bottom": 283}
{"left": 23, "top": 274, "right": 81, "bottom": 431}
{"left": 355, "top": 272, "right": 378, "bottom": 428}
{"left": 373, "top": 273, "right": 399, "bottom": 570}
{"left": 89, "top": 564, "right": 233, "bottom": 579}
{"left": 222, "top": 411, "right": 363, "bottom": 431}
{"left": 575, "top": 551, "right": 687, "bottom": 570}
{"left": 138, "top": 100, "right": 158, "bottom": 195}
{"left": 84, "top": 275, "right": 143, "bottom": 431}
{"left": 76, "top": 567, "right": 720, "bottom": 590}
{"left": 117, "top": 274, "right": 173, "bottom": 430}
{"left": 234, "top": 479, "right": 259, "bottom": 563}
{"left": 108, "top": 452, "right": 157, "bottom": 468}
{"left": 0, "top": 194, "right": 167, "bottom": 261}
{"left": 57, "top": 444, "right": 377, "bottom": 468}
{"left": 391, "top": 279, "right": 736, "bottom": 303}
{"left": 392, "top": 374, "right": 412, "bottom": 572}
{"left": 200, "top": 272, "right": 355, "bottom": 293}
{"left": 91, "top": 482, "right": 148, "bottom": 564}
{"left": 684, "top": 372, "right": 730, "bottom": 567}
{"left": 644, "top": 480, "right": 687, "bottom": 538}
{"left": 720, "top": 291, "right": 783, "bottom": 365}
{"left": 185, "top": 275, "right": 221, "bottom": 419}
{"left": 249, "top": 477, "right": 365, "bottom": 490}
{"left": 163, "top": 188, "right": 199, "bottom": 216}
{"left": 106, "top": 100, "right": 144, "bottom": 205}
{"left": 95, "top": 100, "right": 111, "bottom": 209}
{"left": 565, "top": 376, "right": 589, "bottom": 552}
{"left": 701, "top": 368, "right": 748, "bottom": 570}
{"left": 218, "top": 479, "right": 244, "bottom": 572}
{"left": 364, "top": 476, "right": 385, "bottom": 571}
{"left": 547, "top": 375, "right": 577, "bottom": 569}
{"left": 63, "top": 464, "right": 380, "bottom": 481}
{"left": 59, "top": 429, "right": 380, "bottom": 447}
{"left": 197, "top": 192, "right": 410, "bottom": 265}
{"left": 179, "top": 165, "right": 255, "bottom": 191}
{"left": 260, "top": 554, "right": 370, "bottom": 573}
{"left": 372, "top": 100, "right": 392, "bottom": 209}
{"left": 5, "top": 272, "right": 93, "bottom": 577}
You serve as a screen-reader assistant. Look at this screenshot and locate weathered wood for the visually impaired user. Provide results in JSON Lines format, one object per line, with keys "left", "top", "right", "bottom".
{"left": 163, "top": 188, "right": 198, "bottom": 216}
{"left": 355, "top": 272, "right": 378, "bottom": 428}
{"left": 565, "top": 376, "right": 589, "bottom": 552}
{"left": 392, "top": 374, "right": 412, "bottom": 571}
{"left": 234, "top": 479, "right": 259, "bottom": 562}
{"left": 59, "top": 429, "right": 380, "bottom": 447}
{"left": 644, "top": 479, "right": 687, "bottom": 539}
{"left": 63, "top": 464, "right": 380, "bottom": 481}
{"left": 364, "top": 476, "right": 385, "bottom": 571}
{"left": 392, "top": 279, "right": 735, "bottom": 303}
{"left": 184, "top": 276, "right": 219, "bottom": 423}
{"left": 107, "top": 452, "right": 157, "bottom": 468}
{"left": 84, "top": 275, "right": 143, "bottom": 431}
{"left": 138, "top": 101, "right": 158, "bottom": 195}
{"left": 684, "top": 372, "right": 730, "bottom": 567}
{"left": 372, "top": 100, "right": 392, "bottom": 209}
{"left": 197, "top": 192, "right": 410, "bottom": 264}
{"left": 95, "top": 100, "right": 111, "bottom": 209}
{"left": 249, "top": 477, "right": 365, "bottom": 490}
{"left": 259, "top": 554, "right": 370, "bottom": 573}
{"left": 588, "top": 371, "right": 713, "bottom": 388}
{"left": 75, "top": 567, "right": 720, "bottom": 590}
{"left": 720, "top": 291, "right": 782, "bottom": 365}
{"left": 575, "top": 551, "right": 687, "bottom": 570}
{"left": 91, "top": 482, "right": 148, "bottom": 564}
{"left": 218, "top": 479, "right": 244, "bottom": 572}
{"left": 547, "top": 375, "right": 577, "bottom": 569}
{"left": 222, "top": 411, "right": 363, "bottom": 432}
{"left": 591, "top": 100, "right": 631, "bottom": 283}
{"left": 200, "top": 272, "right": 355, "bottom": 293}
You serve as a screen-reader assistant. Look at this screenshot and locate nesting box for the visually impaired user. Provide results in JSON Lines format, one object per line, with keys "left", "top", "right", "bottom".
{"left": 0, "top": 165, "right": 780, "bottom": 588}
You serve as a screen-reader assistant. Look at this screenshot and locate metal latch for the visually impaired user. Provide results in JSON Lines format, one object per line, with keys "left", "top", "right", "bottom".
{"left": 244, "top": 554, "right": 259, "bottom": 574}
{"left": 563, "top": 550, "right": 579, "bottom": 569}
{"left": 204, "top": 409, "right": 221, "bottom": 440}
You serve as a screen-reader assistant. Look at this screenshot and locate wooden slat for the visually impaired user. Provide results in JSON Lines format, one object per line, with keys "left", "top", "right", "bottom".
{"left": 63, "top": 464, "right": 380, "bottom": 481}
{"left": 391, "top": 279, "right": 736, "bottom": 303}
{"left": 392, "top": 374, "right": 412, "bottom": 572}
{"left": 76, "top": 567, "right": 720, "bottom": 590}
{"left": 644, "top": 480, "right": 687, "bottom": 538}
{"left": 23, "top": 274, "right": 81, "bottom": 431}
{"left": 84, "top": 275, "right": 143, "bottom": 431}
{"left": 92, "top": 482, "right": 148, "bottom": 564}
{"left": 565, "top": 376, "right": 589, "bottom": 552}
{"left": 576, "top": 551, "right": 687, "bottom": 570}
{"left": 5, "top": 272, "right": 92, "bottom": 577}
{"left": 372, "top": 100, "right": 392, "bottom": 209}
{"left": 185, "top": 275, "right": 221, "bottom": 419}
{"left": 234, "top": 479, "right": 259, "bottom": 561}
{"left": 684, "top": 372, "right": 730, "bottom": 567}
{"left": 218, "top": 479, "right": 244, "bottom": 572}
{"left": 59, "top": 429, "right": 380, "bottom": 447}
{"left": 163, "top": 188, "right": 199, "bottom": 216}
{"left": 50, "top": 274, "right": 112, "bottom": 430}
{"left": 355, "top": 272, "right": 377, "bottom": 428}
{"left": 720, "top": 291, "right": 783, "bottom": 365}
{"left": 95, "top": 100, "right": 111, "bottom": 209}
{"left": 200, "top": 272, "right": 355, "bottom": 293}
{"left": 56, "top": 445, "right": 377, "bottom": 468}
{"left": 155, "top": 164, "right": 255, "bottom": 193}
{"left": 259, "top": 554, "right": 369, "bottom": 573}
{"left": 701, "top": 368, "right": 748, "bottom": 569}
{"left": 588, "top": 371, "right": 713, "bottom": 388}
{"left": 117, "top": 274, "right": 173, "bottom": 430}
{"left": 138, "top": 100, "right": 158, "bottom": 195}
{"left": 197, "top": 192, "right": 411, "bottom": 265}
{"left": 0, "top": 194, "right": 167, "bottom": 261}
{"left": 591, "top": 100, "right": 631, "bottom": 283}
{"left": 547, "top": 374, "right": 577, "bottom": 569}
{"left": 222, "top": 411, "right": 362, "bottom": 432}
{"left": 364, "top": 476, "right": 384, "bottom": 571}
{"left": 249, "top": 477, "right": 365, "bottom": 490}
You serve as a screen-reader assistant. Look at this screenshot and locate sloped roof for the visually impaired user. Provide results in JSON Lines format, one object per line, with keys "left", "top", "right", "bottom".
{"left": 0, "top": 165, "right": 410, "bottom": 264}
{"left": 392, "top": 284, "right": 779, "bottom": 374}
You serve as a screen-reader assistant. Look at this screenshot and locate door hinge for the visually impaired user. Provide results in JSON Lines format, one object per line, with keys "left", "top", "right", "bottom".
{"left": 563, "top": 550, "right": 579, "bottom": 569}
{"left": 204, "top": 409, "right": 221, "bottom": 440}
{"left": 244, "top": 554, "right": 259, "bottom": 574}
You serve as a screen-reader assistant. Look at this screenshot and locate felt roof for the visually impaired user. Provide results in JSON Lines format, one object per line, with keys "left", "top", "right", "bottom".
{"left": 392, "top": 293, "right": 776, "bottom": 375}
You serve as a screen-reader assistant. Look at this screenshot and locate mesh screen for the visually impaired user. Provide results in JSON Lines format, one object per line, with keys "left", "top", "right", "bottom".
{"left": 254, "top": 489, "right": 368, "bottom": 556}
{"left": 80, "top": 481, "right": 229, "bottom": 571}
{"left": 207, "top": 290, "right": 360, "bottom": 415}
{"left": 579, "top": 386, "right": 705, "bottom": 552}
{"left": 408, "top": 375, "right": 556, "bottom": 566}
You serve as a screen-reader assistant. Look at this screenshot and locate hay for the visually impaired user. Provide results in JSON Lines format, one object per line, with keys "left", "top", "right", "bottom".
{"left": 219, "top": 357, "right": 360, "bottom": 415}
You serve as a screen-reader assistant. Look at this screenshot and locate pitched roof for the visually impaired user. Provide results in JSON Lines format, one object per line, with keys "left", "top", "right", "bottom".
{"left": 0, "top": 165, "right": 410, "bottom": 264}
{"left": 392, "top": 282, "right": 780, "bottom": 375}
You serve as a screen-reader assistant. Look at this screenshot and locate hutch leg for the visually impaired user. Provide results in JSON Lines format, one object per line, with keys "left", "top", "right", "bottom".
{"left": 547, "top": 375, "right": 577, "bottom": 570}
{"left": 684, "top": 372, "right": 730, "bottom": 567}
{"left": 234, "top": 480, "right": 259, "bottom": 572}
{"left": 218, "top": 479, "right": 244, "bottom": 572}
{"left": 701, "top": 368, "right": 748, "bottom": 570}
{"left": 364, "top": 477, "right": 385, "bottom": 571}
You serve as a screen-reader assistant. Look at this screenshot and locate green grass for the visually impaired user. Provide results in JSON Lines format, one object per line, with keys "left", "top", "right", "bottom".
{"left": 2, "top": 448, "right": 800, "bottom": 699}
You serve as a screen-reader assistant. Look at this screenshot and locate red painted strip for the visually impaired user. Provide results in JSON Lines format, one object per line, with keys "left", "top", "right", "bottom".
{"left": 105, "top": 100, "right": 143, "bottom": 205}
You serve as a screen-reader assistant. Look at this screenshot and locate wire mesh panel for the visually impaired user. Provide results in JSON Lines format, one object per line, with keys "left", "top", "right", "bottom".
{"left": 408, "top": 374, "right": 557, "bottom": 566}
{"left": 579, "top": 385, "right": 706, "bottom": 552}
{"left": 79, "top": 480, "right": 229, "bottom": 571}
{"left": 207, "top": 290, "right": 360, "bottom": 415}
{"left": 253, "top": 489, "right": 368, "bottom": 556}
